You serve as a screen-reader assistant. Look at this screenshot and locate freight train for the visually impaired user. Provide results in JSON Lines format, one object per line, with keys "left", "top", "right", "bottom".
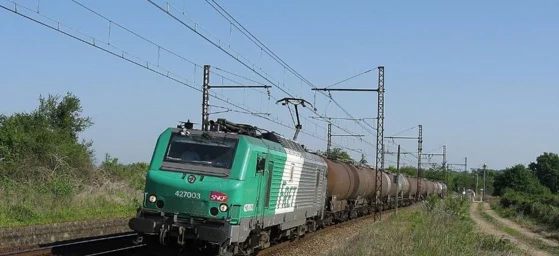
{"left": 128, "top": 118, "right": 448, "bottom": 255}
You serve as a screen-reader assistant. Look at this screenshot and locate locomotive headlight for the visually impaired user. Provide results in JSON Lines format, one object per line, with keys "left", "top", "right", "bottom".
{"left": 148, "top": 195, "right": 157, "bottom": 203}
{"left": 219, "top": 203, "right": 228, "bottom": 212}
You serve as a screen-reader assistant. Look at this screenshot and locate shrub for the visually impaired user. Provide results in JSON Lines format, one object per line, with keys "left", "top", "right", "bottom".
{"left": 0, "top": 92, "right": 148, "bottom": 227}
{"left": 500, "top": 189, "right": 559, "bottom": 229}
{"left": 493, "top": 164, "right": 549, "bottom": 196}
{"left": 424, "top": 195, "right": 469, "bottom": 220}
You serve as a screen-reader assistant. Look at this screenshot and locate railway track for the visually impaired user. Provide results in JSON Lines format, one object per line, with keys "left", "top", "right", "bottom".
{"left": 0, "top": 204, "right": 411, "bottom": 256}
{"left": 256, "top": 205, "right": 403, "bottom": 256}
{"left": 0, "top": 232, "right": 146, "bottom": 256}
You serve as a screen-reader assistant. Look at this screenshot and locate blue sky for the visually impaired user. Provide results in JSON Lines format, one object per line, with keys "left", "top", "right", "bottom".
{"left": 1, "top": 0, "right": 557, "bottom": 170}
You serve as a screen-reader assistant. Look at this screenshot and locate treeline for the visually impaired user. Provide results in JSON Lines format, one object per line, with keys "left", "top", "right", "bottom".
{"left": 491, "top": 153, "right": 559, "bottom": 229}
{"left": 0, "top": 92, "right": 149, "bottom": 226}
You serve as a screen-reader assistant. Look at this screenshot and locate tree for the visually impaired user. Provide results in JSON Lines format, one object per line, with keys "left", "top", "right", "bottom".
{"left": 0, "top": 92, "right": 94, "bottom": 181}
{"left": 386, "top": 166, "right": 417, "bottom": 177}
{"left": 529, "top": 152, "right": 559, "bottom": 193}
{"left": 37, "top": 92, "right": 93, "bottom": 141}
{"left": 493, "top": 164, "right": 549, "bottom": 196}
{"left": 329, "top": 147, "right": 353, "bottom": 162}
{"left": 316, "top": 147, "right": 354, "bottom": 162}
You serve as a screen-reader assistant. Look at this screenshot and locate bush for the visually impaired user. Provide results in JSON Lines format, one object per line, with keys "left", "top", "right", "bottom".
{"left": 0, "top": 92, "right": 148, "bottom": 227}
{"left": 424, "top": 195, "right": 469, "bottom": 220}
{"left": 500, "top": 189, "right": 559, "bottom": 229}
{"left": 0, "top": 92, "right": 95, "bottom": 183}
{"left": 493, "top": 164, "right": 549, "bottom": 196}
{"left": 100, "top": 154, "right": 148, "bottom": 191}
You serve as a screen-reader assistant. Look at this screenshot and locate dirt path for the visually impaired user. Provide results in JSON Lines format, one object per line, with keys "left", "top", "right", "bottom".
{"left": 483, "top": 203, "right": 559, "bottom": 247}
{"left": 469, "top": 202, "right": 550, "bottom": 256}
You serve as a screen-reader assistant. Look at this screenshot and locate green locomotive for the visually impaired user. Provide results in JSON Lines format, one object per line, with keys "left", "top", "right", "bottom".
{"left": 129, "top": 119, "right": 328, "bottom": 255}
{"left": 128, "top": 118, "right": 447, "bottom": 255}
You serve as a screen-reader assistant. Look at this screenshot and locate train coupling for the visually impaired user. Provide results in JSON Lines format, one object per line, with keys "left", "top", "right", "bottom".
{"left": 133, "top": 234, "right": 144, "bottom": 245}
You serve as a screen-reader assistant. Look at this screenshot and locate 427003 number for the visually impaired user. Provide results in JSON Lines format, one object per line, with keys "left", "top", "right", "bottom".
{"left": 175, "top": 191, "right": 201, "bottom": 199}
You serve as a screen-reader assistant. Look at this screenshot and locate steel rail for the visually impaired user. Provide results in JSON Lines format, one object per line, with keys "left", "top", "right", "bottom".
{"left": 1, "top": 232, "right": 137, "bottom": 256}
{"left": 256, "top": 203, "right": 411, "bottom": 256}
{"left": 84, "top": 244, "right": 146, "bottom": 256}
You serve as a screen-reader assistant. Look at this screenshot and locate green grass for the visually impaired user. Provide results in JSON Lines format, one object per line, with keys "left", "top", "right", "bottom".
{"left": 480, "top": 204, "right": 559, "bottom": 255}
{"left": 491, "top": 201, "right": 534, "bottom": 227}
{"left": 0, "top": 180, "right": 142, "bottom": 227}
{"left": 480, "top": 211, "right": 521, "bottom": 236}
{"left": 502, "top": 226, "right": 522, "bottom": 237}
{"left": 0, "top": 199, "right": 136, "bottom": 227}
{"left": 492, "top": 201, "right": 559, "bottom": 241}
{"left": 327, "top": 197, "right": 522, "bottom": 256}
{"left": 0, "top": 157, "right": 146, "bottom": 228}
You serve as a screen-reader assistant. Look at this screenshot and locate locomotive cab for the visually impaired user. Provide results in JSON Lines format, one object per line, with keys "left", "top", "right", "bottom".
{"left": 128, "top": 119, "right": 278, "bottom": 255}
{"left": 140, "top": 126, "right": 241, "bottom": 218}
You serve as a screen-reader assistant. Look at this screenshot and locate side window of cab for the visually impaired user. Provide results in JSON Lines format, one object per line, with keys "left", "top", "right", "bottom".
{"left": 256, "top": 153, "right": 266, "bottom": 174}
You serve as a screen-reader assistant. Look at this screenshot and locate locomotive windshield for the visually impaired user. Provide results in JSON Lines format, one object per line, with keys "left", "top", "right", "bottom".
{"left": 161, "top": 131, "right": 239, "bottom": 176}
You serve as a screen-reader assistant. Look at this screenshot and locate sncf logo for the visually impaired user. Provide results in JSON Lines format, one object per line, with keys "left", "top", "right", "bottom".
{"left": 209, "top": 191, "right": 228, "bottom": 202}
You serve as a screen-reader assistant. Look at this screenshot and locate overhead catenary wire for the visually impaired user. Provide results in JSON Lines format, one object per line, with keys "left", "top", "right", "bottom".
{"left": 147, "top": 0, "right": 376, "bottom": 145}
{"left": 209, "top": 68, "right": 342, "bottom": 135}
{"left": 0, "top": 0, "right": 369, "bottom": 156}
{"left": 203, "top": 0, "right": 379, "bottom": 136}
{"left": 387, "top": 125, "right": 418, "bottom": 138}
{"left": 68, "top": 0, "right": 370, "bottom": 153}
{"left": 384, "top": 140, "right": 418, "bottom": 169}
{"left": 385, "top": 142, "right": 418, "bottom": 160}
{"left": 325, "top": 67, "right": 377, "bottom": 89}
{"left": 70, "top": 0, "right": 269, "bottom": 99}
{"left": 317, "top": 68, "right": 379, "bottom": 134}
{"left": 425, "top": 145, "right": 444, "bottom": 154}
{"left": 150, "top": 0, "right": 377, "bottom": 144}
{"left": 6, "top": 0, "right": 375, "bottom": 160}
{"left": 209, "top": 69, "right": 359, "bottom": 144}
{"left": 146, "top": 0, "right": 297, "bottom": 99}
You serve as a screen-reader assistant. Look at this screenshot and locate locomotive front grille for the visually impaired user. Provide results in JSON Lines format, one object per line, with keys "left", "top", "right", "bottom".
{"left": 162, "top": 197, "right": 209, "bottom": 216}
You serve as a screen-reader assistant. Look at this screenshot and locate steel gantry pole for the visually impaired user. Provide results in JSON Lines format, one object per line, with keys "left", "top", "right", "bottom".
{"left": 385, "top": 124, "right": 423, "bottom": 201}
{"left": 310, "top": 116, "right": 375, "bottom": 155}
{"left": 443, "top": 145, "right": 447, "bottom": 184}
{"left": 395, "top": 144, "right": 401, "bottom": 214}
{"left": 475, "top": 171, "right": 479, "bottom": 201}
{"left": 201, "top": 65, "right": 271, "bottom": 131}
{"left": 327, "top": 123, "right": 332, "bottom": 154}
{"left": 417, "top": 125, "right": 423, "bottom": 199}
{"left": 483, "top": 163, "right": 487, "bottom": 201}
{"left": 202, "top": 65, "right": 211, "bottom": 131}
{"left": 449, "top": 157, "right": 468, "bottom": 173}
{"left": 376, "top": 66, "right": 385, "bottom": 222}
{"left": 311, "top": 66, "right": 384, "bottom": 221}
{"left": 422, "top": 145, "right": 447, "bottom": 186}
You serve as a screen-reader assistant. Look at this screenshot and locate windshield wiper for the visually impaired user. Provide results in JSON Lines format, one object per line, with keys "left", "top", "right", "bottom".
{"left": 188, "top": 160, "right": 214, "bottom": 165}
{"left": 211, "top": 162, "right": 228, "bottom": 167}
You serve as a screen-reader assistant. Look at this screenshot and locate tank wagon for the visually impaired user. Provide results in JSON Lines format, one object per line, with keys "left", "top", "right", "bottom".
{"left": 128, "top": 119, "right": 447, "bottom": 255}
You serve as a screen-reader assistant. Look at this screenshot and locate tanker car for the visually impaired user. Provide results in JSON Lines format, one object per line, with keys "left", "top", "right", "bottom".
{"left": 128, "top": 118, "right": 447, "bottom": 255}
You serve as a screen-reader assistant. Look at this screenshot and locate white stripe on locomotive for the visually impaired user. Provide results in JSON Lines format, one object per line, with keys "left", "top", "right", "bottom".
{"left": 274, "top": 148, "right": 305, "bottom": 214}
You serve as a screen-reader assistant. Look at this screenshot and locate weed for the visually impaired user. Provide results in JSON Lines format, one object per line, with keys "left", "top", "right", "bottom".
{"left": 327, "top": 197, "right": 521, "bottom": 256}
